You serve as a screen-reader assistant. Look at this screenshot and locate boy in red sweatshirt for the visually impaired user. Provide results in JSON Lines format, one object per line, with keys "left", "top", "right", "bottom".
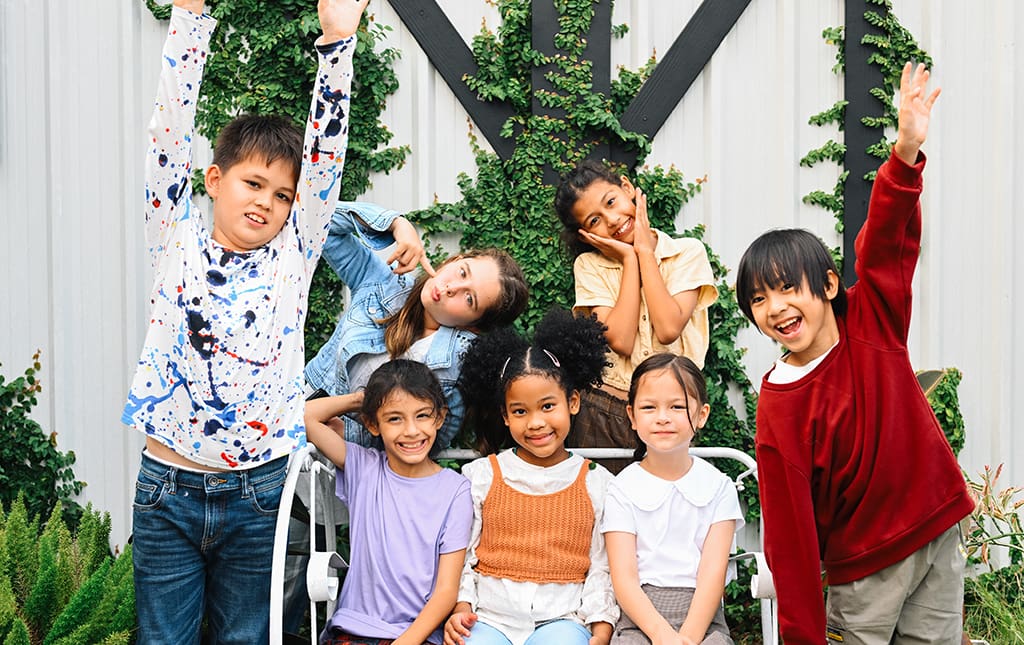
{"left": 735, "top": 63, "right": 974, "bottom": 644}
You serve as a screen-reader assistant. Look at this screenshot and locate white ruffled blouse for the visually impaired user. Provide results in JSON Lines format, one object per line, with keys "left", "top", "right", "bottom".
{"left": 602, "top": 458, "right": 745, "bottom": 588}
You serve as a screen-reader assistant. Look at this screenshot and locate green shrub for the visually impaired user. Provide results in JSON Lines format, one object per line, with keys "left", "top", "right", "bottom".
{"left": 964, "top": 565, "right": 1024, "bottom": 643}
{"left": 0, "top": 354, "right": 84, "bottom": 530}
{"left": 0, "top": 497, "right": 131, "bottom": 645}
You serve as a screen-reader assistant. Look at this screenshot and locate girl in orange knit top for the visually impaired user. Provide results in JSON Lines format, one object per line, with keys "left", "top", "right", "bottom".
{"left": 444, "top": 310, "right": 619, "bottom": 645}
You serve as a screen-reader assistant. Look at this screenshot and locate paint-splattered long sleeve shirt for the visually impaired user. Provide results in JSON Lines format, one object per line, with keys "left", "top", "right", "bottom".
{"left": 123, "top": 7, "right": 354, "bottom": 469}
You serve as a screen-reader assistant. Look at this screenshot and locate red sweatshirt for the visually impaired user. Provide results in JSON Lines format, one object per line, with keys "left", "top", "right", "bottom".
{"left": 754, "top": 152, "right": 975, "bottom": 644}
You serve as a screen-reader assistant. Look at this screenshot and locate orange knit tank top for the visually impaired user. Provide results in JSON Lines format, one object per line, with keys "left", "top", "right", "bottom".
{"left": 474, "top": 454, "right": 594, "bottom": 584}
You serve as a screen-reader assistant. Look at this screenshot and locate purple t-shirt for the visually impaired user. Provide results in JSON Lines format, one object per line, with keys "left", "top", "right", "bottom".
{"left": 320, "top": 443, "right": 473, "bottom": 644}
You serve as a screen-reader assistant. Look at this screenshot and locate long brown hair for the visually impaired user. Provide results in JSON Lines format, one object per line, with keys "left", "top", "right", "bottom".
{"left": 381, "top": 248, "right": 529, "bottom": 357}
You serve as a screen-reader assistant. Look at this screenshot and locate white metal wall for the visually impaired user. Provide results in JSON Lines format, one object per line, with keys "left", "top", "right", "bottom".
{"left": 1, "top": 0, "right": 1020, "bottom": 547}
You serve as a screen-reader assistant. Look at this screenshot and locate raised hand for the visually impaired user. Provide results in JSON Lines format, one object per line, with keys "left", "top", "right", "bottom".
{"left": 388, "top": 217, "right": 435, "bottom": 276}
{"left": 318, "top": 0, "right": 371, "bottom": 44}
{"left": 894, "top": 62, "right": 941, "bottom": 165}
{"left": 172, "top": 0, "right": 204, "bottom": 15}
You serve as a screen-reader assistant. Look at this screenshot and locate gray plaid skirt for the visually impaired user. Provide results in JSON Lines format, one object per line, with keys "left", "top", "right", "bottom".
{"left": 612, "top": 585, "right": 733, "bottom": 645}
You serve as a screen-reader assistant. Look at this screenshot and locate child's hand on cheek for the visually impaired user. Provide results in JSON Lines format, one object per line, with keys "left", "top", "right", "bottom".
{"left": 579, "top": 229, "right": 635, "bottom": 263}
{"left": 631, "top": 188, "right": 657, "bottom": 256}
{"left": 318, "top": 0, "right": 371, "bottom": 44}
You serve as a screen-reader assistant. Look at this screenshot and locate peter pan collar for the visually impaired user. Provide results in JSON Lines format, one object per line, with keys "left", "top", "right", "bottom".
{"left": 616, "top": 457, "right": 725, "bottom": 510}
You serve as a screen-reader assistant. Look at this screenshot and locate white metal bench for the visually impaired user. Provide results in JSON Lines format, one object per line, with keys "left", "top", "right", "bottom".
{"left": 270, "top": 445, "right": 777, "bottom": 645}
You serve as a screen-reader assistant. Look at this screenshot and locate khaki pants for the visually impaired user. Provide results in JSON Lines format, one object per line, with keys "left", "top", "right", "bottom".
{"left": 825, "top": 523, "right": 966, "bottom": 644}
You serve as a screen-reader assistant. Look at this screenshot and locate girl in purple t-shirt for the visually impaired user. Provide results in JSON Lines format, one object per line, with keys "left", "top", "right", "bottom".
{"left": 306, "top": 359, "right": 474, "bottom": 645}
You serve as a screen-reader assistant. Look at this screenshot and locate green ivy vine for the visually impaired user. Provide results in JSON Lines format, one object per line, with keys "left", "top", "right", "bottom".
{"left": 409, "top": 0, "right": 757, "bottom": 469}
{"left": 801, "top": 0, "right": 933, "bottom": 271}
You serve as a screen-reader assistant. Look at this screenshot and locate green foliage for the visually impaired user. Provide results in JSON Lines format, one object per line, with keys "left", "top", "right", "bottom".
{"left": 143, "top": 0, "right": 410, "bottom": 361}
{"left": 0, "top": 497, "right": 127, "bottom": 645}
{"left": 3, "top": 620, "right": 29, "bottom": 645}
{"left": 803, "top": 1, "right": 934, "bottom": 247}
{"left": 964, "top": 464, "right": 1024, "bottom": 570}
{"left": 919, "top": 368, "right": 966, "bottom": 455}
{"left": 964, "top": 565, "right": 1024, "bottom": 643}
{"left": 722, "top": 556, "right": 761, "bottom": 644}
{"left": 0, "top": 354, "right": 84, "bottom": 529}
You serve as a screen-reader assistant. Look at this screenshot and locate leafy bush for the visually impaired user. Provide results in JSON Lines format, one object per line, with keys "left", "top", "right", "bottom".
{"left": 964, "top": 565, "right": 1024, "bottom": 644}
{"left": 0, "top": 353, "right": 83, "bottom": 529}
{"left": 0, "top": 496, "right": 132, "bottom": 645}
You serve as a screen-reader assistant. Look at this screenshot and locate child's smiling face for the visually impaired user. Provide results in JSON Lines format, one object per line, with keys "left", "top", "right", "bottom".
{"left": 206, "top": 155, "right": 297, "bottom": 251}
{"left": 366, "top": 388, "right": 444, "bottom": 477}
{"left": 502, "top": 374, "right": 578, "bottom": 468}
{"left": 627, "top": 368, "right": 708, "bottom": 457}
{"left": 748, "top": 272, "right": 841, "bottom": 366}
{"left": 570, "top": 176, "right": 638, "bottom": 244}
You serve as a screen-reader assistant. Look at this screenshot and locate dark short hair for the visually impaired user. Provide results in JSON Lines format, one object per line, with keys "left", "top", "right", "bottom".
{"left": 360, "top": 359, "right": 447, "bottom": 427}
{"left": 212, "top": 114, "right": 303, "bottom": 182}
{"left": 553, "top": 159, "right": 625, "bottom": 258}
{"left": 735, "top": 228, "right": 847, "bottom": 323}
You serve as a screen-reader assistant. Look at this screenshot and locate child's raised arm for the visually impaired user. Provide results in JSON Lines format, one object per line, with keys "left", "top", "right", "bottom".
{"left": 894, "top": 62, "right": 940, "bottom": 166}
{"left": 144, "top": 2, "right": 215, "bottom": 264}
{"left": 304, "top": 392, "right": 364, "bottom": 468}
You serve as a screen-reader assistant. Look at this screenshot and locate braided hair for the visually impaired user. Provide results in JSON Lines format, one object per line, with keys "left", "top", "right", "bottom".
{"left": 458, "top": 309, "right": 608, "bottom": 455}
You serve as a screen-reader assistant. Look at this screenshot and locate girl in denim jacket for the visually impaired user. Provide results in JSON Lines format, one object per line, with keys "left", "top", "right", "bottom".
{"left": 304, "top": 202, "right": 529, "bottom": 450}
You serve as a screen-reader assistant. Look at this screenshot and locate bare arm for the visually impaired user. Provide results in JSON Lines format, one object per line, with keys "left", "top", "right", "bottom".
{"left": 394, "top": 549, "right": 466, "bottom": 645}
{"left": 678, "top": 520, "right": 735, "bottom": 643}
{"left": 304, "top": 393, "right": 364, "bottom": 468}
{"left": 631, "top": 190, "right": 698, "bottom": 345}
{"left": 605, "top": 531, "right": 684, "bottom": 645}
{"left": 580, "top": 248, "right": 641, "bottom": 356}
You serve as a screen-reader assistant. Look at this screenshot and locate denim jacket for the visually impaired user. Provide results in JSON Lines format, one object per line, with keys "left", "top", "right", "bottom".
{"left": 304, "top": 202, "right": 475, "bottom": 450}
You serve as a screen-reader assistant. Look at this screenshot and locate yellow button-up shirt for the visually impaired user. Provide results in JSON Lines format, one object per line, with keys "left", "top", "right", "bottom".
{"left": 572, "top": 230, "right": 717, "bottom": 390}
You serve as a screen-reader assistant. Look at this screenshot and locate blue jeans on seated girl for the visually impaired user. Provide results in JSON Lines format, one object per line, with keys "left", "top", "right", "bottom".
{"left": 464, "top": 619, "right": 591, "bottom": 645}
{"left": 132, "top": 451, "right": 287, "bottom": 645}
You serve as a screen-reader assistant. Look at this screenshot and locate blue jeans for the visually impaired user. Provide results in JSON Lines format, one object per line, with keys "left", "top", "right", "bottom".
{"left": 464, "top": 620, "right": 591, "bottom": 645}
{"left": 132, "top": 452, "right": 287, "bottom": 645}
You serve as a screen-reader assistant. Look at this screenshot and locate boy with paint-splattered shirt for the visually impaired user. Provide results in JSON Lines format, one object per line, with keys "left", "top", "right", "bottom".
{"left": 124, "top": 1, "right": 369, "bottom": 642}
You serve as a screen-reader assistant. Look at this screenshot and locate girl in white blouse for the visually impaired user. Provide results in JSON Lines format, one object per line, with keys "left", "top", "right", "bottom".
{"left": 602, "top": 354, "right": 744, "bottom": 645}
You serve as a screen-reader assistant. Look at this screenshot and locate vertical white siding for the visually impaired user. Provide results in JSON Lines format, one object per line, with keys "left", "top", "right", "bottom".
{"left": 0, "top": 1, "right": 1020, "bottom": 547}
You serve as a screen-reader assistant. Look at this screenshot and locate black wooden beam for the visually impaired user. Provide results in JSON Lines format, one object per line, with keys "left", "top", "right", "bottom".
{"left": 842, "top": 0, "right": 887, "bottom": 285}
{"left": 387, "top": 0, "right": 517, "bottom": 161}
{"left": 609, "top": 0, "right": 751, "bottom": 169}
{"left": 532, "top": 0, "right": 612, "bottom": 183}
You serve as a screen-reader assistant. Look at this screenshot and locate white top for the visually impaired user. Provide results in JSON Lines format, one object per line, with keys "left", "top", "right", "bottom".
{"left": 458, "top": 450, "right": 619, "bottom": 644}
{"left": 767, "top": 340, "right": 839, "bottom": 384}
{"left": 122, "top": 8, "right": 355, "bottom": 469}
{"left": 602, "top": 458, "right": 744, "bottom": 588}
